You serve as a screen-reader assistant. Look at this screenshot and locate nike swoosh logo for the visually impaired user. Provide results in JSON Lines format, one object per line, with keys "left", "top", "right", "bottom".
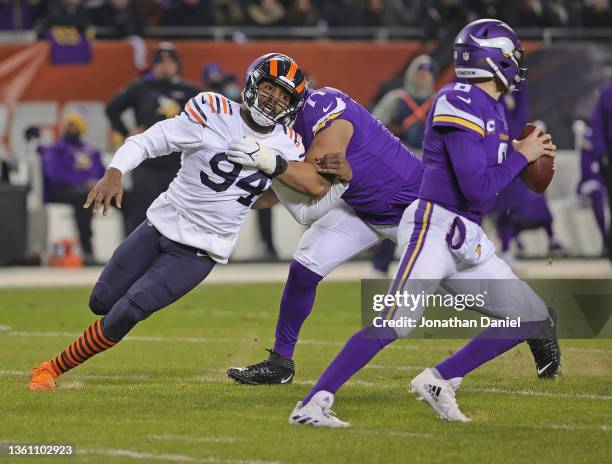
{"left": 537, "top": 362, "right": 553, "bottom": 375}
{"left": 244, "top": 149, "right": 259, "bottom": 161}
{"left": 323, "top": 103, "right": 333, "bottom": 112}
{"left": 280, "top": 375, "right": 293, "bottom": 384}
{"left": 196, "top": 251, "right": 207, "bottom": 257}
{"left": 457, "top": 96, "right": 471, "bottom": 104}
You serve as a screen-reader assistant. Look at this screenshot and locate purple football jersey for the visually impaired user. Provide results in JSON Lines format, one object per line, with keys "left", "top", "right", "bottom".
{"left": 419, "top": 82, "right": 527, "bottom": 224}
{"left": 293, "top": 87, "right": 422, "bottom": 225}
{"left": 582, "top": 83, "right": 612, "bottom": 171}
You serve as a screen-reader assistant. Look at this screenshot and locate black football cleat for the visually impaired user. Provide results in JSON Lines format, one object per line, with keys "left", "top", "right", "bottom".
{"left": 527, "top": 307, "right": 561, "bottom": 378}
{"left": 227, "top": 349, "right": 295, "bottom": 385}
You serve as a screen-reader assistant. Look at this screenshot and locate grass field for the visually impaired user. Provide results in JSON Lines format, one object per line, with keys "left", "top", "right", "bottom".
{"left": 0, "top": 282, "right": 610, "bottom": 464}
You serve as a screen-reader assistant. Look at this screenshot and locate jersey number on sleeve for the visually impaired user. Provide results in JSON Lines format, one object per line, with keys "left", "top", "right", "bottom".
{"left": 200, "top": 153, "right": 269, "bottom": 206}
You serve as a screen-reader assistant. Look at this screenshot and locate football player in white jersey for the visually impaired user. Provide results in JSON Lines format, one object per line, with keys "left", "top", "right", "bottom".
{"left": 27, "top": 53, "right": 351, "bottom": 390}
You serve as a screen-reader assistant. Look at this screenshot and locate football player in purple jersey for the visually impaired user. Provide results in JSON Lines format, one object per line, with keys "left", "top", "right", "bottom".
{"left": 286, "top": 19, "right": 560, "bottom": 428}
{"left": 227, "top": 85, "right": 424, "bottom": 385}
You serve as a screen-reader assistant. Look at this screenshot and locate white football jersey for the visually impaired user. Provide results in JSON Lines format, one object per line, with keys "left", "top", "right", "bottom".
{"left": 109, "top": 92, "right": 305, "bottom": 263}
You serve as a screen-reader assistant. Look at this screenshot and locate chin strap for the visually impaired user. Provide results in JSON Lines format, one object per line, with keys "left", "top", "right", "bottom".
{"left": 485, "top": 57, "right": 510, "bottom": 91}
{"left": 249, "top": 103, "right": 276, "bottom": 127}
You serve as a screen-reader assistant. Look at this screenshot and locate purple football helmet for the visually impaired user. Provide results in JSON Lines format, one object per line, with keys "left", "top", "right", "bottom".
{"left": 453, "top": 19, "right": 526, "bottom": 92}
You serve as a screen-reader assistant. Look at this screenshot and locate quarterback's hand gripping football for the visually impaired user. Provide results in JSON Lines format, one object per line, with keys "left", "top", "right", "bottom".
{"left": 226, "top": 137, "right": 287, "bottom": 177}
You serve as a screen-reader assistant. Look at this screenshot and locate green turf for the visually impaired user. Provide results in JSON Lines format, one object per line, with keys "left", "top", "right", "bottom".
{"left": 0, "top": 283, "right": 610, "bottom": 464}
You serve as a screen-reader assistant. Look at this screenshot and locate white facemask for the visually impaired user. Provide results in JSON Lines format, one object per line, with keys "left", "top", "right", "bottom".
{"left": 249, "top": 104, "right": 276, "bottom": 127}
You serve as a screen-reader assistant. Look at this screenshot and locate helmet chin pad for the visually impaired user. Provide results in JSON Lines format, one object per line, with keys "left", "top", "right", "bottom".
{"left": 249, "top": 104, "right": 276, "bottom": 127}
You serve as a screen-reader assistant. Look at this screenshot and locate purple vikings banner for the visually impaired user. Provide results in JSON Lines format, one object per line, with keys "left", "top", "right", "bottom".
{"left": 46, "top": 26, "right": 92, "bottom": 65}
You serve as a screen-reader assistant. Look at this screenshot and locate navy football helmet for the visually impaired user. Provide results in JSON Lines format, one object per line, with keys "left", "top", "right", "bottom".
{"left": 242, "top": 53, "right": 307, "bottom": 127}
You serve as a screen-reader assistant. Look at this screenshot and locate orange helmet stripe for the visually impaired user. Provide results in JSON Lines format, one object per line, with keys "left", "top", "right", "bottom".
{"left": 208, "top": 93, "right": 216, "bottom": 113}
{"left": 295, "top": 80, "right": 306, "bottom": 93}
{"left": 286, "top": 61, "right": 297, "bottom": 81}
{"left": 270, "top": 59, "right": 278, "bottom": 77}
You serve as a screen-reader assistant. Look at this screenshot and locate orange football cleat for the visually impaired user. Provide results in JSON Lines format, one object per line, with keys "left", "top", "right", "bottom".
{"left": 27, "top": 361, "right": 59, "bottom": 391}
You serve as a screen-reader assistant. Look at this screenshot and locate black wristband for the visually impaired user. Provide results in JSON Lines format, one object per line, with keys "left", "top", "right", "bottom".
{"left": 270, "top": 155, "right": 288, "bottom": 178}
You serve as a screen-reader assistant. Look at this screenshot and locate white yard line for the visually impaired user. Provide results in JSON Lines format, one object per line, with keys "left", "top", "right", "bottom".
{"left": 79, "top": 447, "right": 281, "bottom": 464}
{"left": 150, "top": 434, "right": 237, "bottom": 444}
{"left": 540, "top": 424, "right": 611, "bottom": 432}
{"left": 4, "top": 370, "right": 610, "bottom": 402}
{"left": 463, "top": 387, "right": 612, "bottom": 401}
{"left": 345, "top": 429, "right": 433, "bottom": 439}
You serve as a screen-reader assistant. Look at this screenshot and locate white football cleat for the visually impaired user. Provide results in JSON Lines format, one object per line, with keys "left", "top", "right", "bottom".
{"left": 289, "top": 390, "right": 350, "bottom": 428}
{"left": 410, "top": 368, "right": 470, "bottom": 422}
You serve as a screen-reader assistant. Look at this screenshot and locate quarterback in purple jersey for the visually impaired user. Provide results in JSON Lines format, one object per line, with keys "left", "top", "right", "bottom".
{"left": 288, "top": 19, "right": 560, "bottom": 428}
{"left": 227, "top": 85, "right": 424, "bottom": 385}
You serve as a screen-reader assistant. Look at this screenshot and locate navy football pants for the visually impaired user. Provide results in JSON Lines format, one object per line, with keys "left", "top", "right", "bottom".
{"left": 89, "top": 221, "right": 216, "bottom": 340}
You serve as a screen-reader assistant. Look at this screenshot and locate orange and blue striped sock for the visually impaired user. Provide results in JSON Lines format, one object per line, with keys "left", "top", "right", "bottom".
{"left": 48, "top": 319, "right": 117, "bottom": 376}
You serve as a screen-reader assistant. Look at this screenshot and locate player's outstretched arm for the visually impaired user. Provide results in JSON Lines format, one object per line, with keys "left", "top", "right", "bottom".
{"left": 226, "top": 121, "right": 353, "bottom": 198}
{"left": 85, "top": 114, "right": 206, "bottom": 215}
{"left": 274, "top": 119, "right": 354, "bottom": 197}
{"left": 252, "top": 189, "right": 280, "bottom": 209}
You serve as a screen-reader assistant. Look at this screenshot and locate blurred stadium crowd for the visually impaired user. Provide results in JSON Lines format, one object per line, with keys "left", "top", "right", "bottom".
{"left": 1, "top": 0, "right": 612, "bottom": 33}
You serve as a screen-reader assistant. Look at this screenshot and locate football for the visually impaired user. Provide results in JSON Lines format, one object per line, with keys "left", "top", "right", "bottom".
{"left": 518, "top": 123, "right": 555, "bottom": 193}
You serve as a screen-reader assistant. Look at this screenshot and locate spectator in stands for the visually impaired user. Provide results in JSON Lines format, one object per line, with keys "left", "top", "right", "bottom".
{"left": 464, "top": 0, "right": 511, "bottom": 23}
{"left": 160, "top": 0, "right": 211, "bottom": 26}
{"left": 92, "top": 0, "right": 145, "bottom": 38}
{"left": 37, "top": 0, "right": 93, "bottom": 37}
{"left": 246, "top": 0, "right": 285, "bottom": 26}
{"left": 370, "top": 55, "right": 436, "bottom": 276}
{"left": 284, "top": 0, "right": 319, "bottom": 26}
{"left": 39, "top": 112, "right": 105, "bottom": 265}
{"left": 201, "top": 62, "right": 240, "bottom": 101}
{"left": 319, "top": 0, "right": 367, "bottom": 27}
{"left": 582, "top": 0, "right": 612, "bottom": 27}
{"left": 105, "top": 42, "right": 200, "bottom": 236}
{"left": 210, "top": 0, "right": 244, "bottom": 25}
{"left": 377, "top": 0, "right": 420, "bottom": 27}
{"left": 372, "top": 54, "right": 436, "bottom": 150}
{"left": 0, "top": 0, "right": 48, "bottom": 30}
{"left": 513, "top": 0, "right": 568, "bottom": 27}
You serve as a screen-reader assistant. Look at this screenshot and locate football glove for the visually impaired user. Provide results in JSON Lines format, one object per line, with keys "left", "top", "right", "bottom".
{"left": 226, "top": 136, "right": 287, "bottom": 177}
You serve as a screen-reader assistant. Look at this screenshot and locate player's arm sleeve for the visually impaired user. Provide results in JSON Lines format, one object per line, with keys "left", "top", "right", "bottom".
{"left": 105, "top": 84, "right": 137, "bottom": 137}
{"left": 108, "top": 112, "right": 205, "bottom": 174}
{"left": 443, "top": 128, "right": 527, "bottom": 203}
{"left": 273, "top": 128, "right": 338, "bottom": 198}
{"left": 431, "top": 93, "right": 486, "bottom": 137}
{"left": 272, "top": 178, "right": 348, "bottom": 225}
